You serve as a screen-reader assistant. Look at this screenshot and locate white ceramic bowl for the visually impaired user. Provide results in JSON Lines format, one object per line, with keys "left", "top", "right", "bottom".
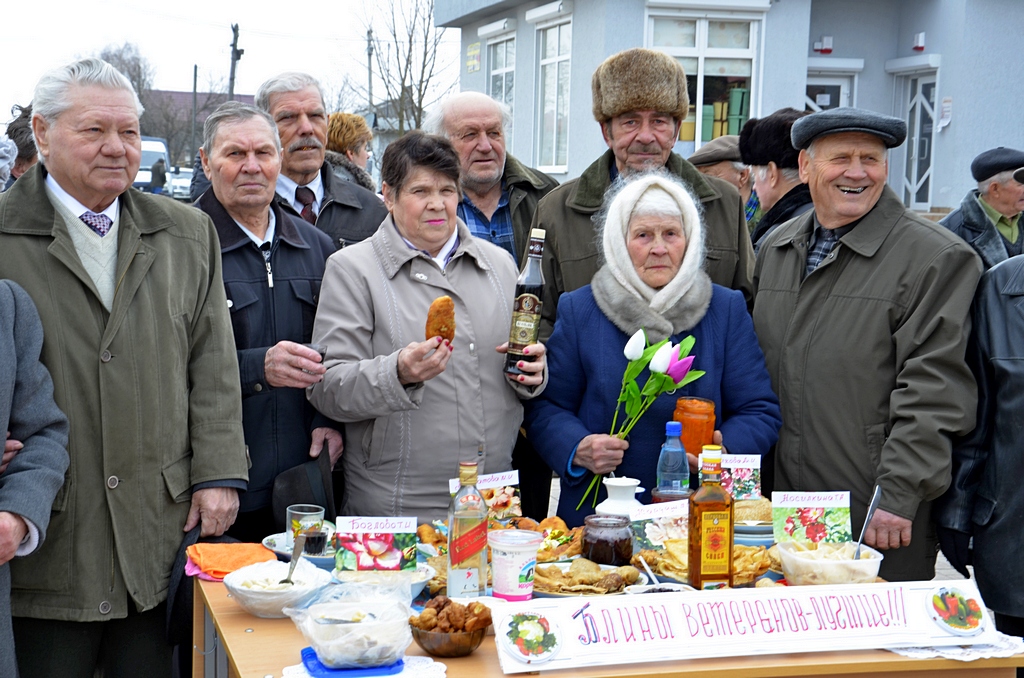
{"left": 223, "top": 558, "right": 333, "bottom": 618}
{"left": 777, "top": 541, "right": 883, "bottom": 586}
{"left": 331, "top": 563, "right": 436, "bottom": 600}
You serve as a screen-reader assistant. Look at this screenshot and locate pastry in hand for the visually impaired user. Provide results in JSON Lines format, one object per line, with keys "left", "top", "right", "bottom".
{"left": 425, "top": 295, "right": 455, "bottom": 343}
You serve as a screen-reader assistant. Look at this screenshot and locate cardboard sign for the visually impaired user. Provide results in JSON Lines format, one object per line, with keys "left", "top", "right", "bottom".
{"left": 449, "top": 470, "right": 522, "bottom": 520}
{"left": 771, "top": 491, "right": 852, "bottom": 544}
{"left": 494, "top": 579, "right": 1000, "bottom": 673}
{"left": 629, "top": 501, "right": 689, "bottom": 551}
{"left": 333, "top": 516, "right": 417, "bottom": 571}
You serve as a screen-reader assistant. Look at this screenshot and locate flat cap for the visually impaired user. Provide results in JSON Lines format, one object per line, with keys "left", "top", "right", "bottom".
{"left": 971, "top": 147, "right": 1024, "bottom": 182}
{"left": 791, "top": 107, "right": 907, "bottom": 149}
{"left": 739, "top": 108, "right": 807, "bottom": 168}
{"left": 592, "top": 48, "right": 689, "bottom": 123}
{"left": 1015, "top": 167, "right": 1024, "bottom": 184}
{"left": 688, "top": 135, "right": 741, "bottom": 167}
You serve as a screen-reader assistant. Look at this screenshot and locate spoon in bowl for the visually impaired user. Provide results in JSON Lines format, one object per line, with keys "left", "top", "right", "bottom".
{"left": 279, "top": 534, "right": 306, "bottom": 585}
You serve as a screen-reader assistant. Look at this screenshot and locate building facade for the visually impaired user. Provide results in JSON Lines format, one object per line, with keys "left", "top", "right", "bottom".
{"left": 436, "top": 0, "right": 1024, "bottom": 212}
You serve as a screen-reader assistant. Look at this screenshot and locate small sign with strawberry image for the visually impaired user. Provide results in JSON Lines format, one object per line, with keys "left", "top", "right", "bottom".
{"left": 929, "top": 586, "right": 985, "bottom": 636}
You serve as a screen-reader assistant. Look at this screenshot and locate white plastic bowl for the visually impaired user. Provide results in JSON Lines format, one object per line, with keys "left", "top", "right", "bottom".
{"left": 777, "top": 541, "right": 883, "bottom": 586}
{"left": 290, "top": 598, "right": 411, "bottom": 669}
{"left": 223, "top": 558, "right": 332, "bottom": 618}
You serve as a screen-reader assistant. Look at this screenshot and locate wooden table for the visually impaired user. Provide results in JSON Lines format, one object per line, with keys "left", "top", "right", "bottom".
{"left": 193, "top": 579, "right": 1024, "bottom": 678}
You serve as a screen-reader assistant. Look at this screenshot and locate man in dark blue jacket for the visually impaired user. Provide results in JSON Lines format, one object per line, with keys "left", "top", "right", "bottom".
{"left": 197, "top": 101, "right": 342, "bottom": 542}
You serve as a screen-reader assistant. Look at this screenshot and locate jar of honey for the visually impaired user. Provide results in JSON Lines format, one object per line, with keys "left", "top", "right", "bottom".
{"left": 673, "top": 397, "right": 716, "bottom": 456}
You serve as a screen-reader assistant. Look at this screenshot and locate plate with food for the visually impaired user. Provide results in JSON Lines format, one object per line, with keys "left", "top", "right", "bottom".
{"left": 532, "top": 558, "right": 644, "bottom": 597}
{"left": 631, "top": 540, "right": 772, "bottom": 587}
{"left": 498, "top": 612, "right": 561, "bottom": 664}
{"left": 929, "top": 587, "right": 985, "bottom": 636}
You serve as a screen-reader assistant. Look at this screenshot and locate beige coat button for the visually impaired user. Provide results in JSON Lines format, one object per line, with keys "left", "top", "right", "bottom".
{"left": 106, "top": 476, "right": 119, "bottom": 489}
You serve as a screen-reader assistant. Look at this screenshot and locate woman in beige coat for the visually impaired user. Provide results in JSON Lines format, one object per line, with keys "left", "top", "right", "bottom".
{"left": 308, "top": 132, "right": 546, "bottom": 520}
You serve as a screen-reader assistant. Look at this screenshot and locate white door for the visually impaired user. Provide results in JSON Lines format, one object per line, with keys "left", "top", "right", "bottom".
{"left": 903, "top": 74, "right": 936, "bottom": 211}
{"left": 805, "top": 75, "right": 851, "bottom": 112}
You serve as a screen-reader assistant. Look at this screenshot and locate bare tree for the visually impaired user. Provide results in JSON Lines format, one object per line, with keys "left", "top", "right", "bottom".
{"left": 100, "top": 43, "right": 155, "bottom": 105}
{"left": 323, "top": 74, "right": 362, "bottom": 114}
{"left": 142, "top": 82, "right": 232, "bottom": 164}
{"left": 367, "top": 0, "right": 455, "bottom": 134}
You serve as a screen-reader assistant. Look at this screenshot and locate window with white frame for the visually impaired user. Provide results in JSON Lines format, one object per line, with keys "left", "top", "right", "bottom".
{"left": 537, "top": 20, "right": 571, "bottom": 171}
{"left": 487, "top": 36, "right": 515, "bottom": 145}
{"left": 648, "top": 15, "right": 759, "bottom": 156}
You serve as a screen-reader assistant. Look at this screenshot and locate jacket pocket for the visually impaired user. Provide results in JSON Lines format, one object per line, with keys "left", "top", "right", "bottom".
{"left": 364, "top": 417, "right": 391, "bottom": 472}
{"left": 51, "top": 471, "right": 71, "bottom": 513}
{"left": 162, "top": 453, "right": 193, "bottom": 503}
{"left": 972, "top": 494, "right": 996, "bottom": 527}
{"left": 865, "top": 422, "right": 888, "bottom": 476}
{"left": 225, "top": 283, "right": 259, "bottom": 348}
{"left": 289, "top": 279, "right": 320, "bottom": 340}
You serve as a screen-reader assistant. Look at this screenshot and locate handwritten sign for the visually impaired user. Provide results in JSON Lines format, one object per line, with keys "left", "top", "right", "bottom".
{"left": 333, "top": 516, "right": 417, "bottom": 571}
{"left": 630, "top": 501, "right": 688, "bottom": 550}
{"left": 494, "top": 579, "right": 1000, "bottom": 673}
{"left": 449, "top": 470, "right": 522, "bottom": 520}
{"left": 772, "top": 491, "right": 852, "bottom": 544}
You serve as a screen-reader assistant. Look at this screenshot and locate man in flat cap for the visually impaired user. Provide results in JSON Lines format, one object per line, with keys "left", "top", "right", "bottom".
{"left": 688, "top": 134, "right": 760, "bottom": 231}
{"left": 939, "top": 147, "right": 1024, "bottom": 270}
{"left": 752, "top": 107, "right": 982, "bottom": 581}
{"left": 739, "top": 108, "right": 813, "bottom": 254}
{"left": 533, "top": 48, "right": 753, "bottom": 339}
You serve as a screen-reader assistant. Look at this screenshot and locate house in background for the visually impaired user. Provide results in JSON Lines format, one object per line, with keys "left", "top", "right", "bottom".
{"left": 436, "top": 0, "right": 1024, "bottom": 213}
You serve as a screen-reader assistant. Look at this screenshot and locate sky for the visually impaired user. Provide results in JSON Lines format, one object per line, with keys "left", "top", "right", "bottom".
{"left": 3, "top": 0, "right": 461, "bottom": 126}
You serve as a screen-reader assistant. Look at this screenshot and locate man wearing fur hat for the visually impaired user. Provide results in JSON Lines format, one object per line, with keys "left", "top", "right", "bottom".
{"left": 533, "top": 48, "right": 753, "bottom": 340}
{"left": 739, "top": 108, "right": 813, "bottom": 253}
{"left": 939, "top": 147, "right": 1024, "bottom": 270}
{"left": 752, "top": 107, "right": 982, "bottom": 581}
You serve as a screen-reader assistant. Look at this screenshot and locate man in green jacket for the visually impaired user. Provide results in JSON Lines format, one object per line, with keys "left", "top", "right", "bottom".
{"left": 423, "top": 91, "right": 560, "bottom": 521}
{"left": 534, "top": 48, "right": 753, "bottom": 340}
{"left": 0, "top": 58, "right": 248, "bottom": 677}
{"left": 752, "top": 107, "right": 982, "bottom": 582}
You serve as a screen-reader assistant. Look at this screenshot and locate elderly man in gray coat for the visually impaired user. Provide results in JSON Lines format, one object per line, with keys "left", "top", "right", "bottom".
{"left": 0, "top": 280, "right": 69, "bottom": 677}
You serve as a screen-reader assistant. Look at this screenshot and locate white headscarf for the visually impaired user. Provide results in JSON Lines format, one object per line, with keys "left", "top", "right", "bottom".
{"left": 600, "top": 172, "right": 706, "bottom": 315}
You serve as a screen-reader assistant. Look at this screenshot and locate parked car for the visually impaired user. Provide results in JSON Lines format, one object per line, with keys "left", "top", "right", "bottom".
{"left": 134, "top": 137, "right": 171, "bottom": 193}
{"left": 169, "top": 166, "right": 193, "bottom": 201}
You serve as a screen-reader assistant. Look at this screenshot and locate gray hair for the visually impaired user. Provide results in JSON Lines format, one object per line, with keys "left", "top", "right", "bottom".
{"left": 203, "top": 101, "right": 281, "bottom": 155}
{"left": 33, "top": 57, "right": 143, "bottom": 124}
{"left": 754, "top": 164, "right": 802, "bottom": 184}
{"left": 255, "top": 72, "right": 325, "bottom": 113}
{"left": 979, "top": 169, "right": 1016, "bottom": 195}
{"left": 422, "top": 91, "right": 512, "bottom": 138}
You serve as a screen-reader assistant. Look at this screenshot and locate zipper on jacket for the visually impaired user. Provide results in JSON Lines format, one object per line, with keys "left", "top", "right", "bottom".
{"left": 265, "top": 259, "right": 274, "bottom": 288}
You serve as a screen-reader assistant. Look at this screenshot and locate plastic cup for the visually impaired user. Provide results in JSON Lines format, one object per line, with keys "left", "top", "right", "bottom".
{"left": 487, "top": 529, "right": 544, "bottom": 601}
{"left": 651, "top": 487, "right": 691, "bottom": 504}
{"left": 286, "top": 504, "right": 324, "bottom": 550}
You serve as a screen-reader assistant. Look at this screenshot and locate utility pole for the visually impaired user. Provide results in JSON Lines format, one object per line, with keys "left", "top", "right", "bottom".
{"left": 190, "top": 65, "right": 198, "bottom": 162}
{"left": 228, "top": 24, "right": 244, "bottom": 100}
{"left": 366, "top": 28, "right": 374, "bottom": 113}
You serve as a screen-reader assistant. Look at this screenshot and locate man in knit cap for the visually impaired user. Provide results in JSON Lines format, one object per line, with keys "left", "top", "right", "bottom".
{"left": 752, "top": 107, "right": 982, "bottom": 582}
{"left": 739, "top": 108, "right": 813, "bottom": 253}
{"left": 532, "top": 48, "right": 753, "bottom": 339}
{"left": 939, "top": 147, "right": 1024, "bottom": 270}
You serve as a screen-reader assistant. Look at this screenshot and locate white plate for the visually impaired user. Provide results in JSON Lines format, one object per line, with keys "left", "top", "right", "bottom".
{"left": 262, "top": 523, "right": 336, "bottom": 571}
{"left": 928, "top": 586, "right": 985, "bottom": 637}
{"left": 497, "top": 611, "right": 562, "bottom": 664}
{"left": 533, "top": 562, "right": 647, "bottom": 597}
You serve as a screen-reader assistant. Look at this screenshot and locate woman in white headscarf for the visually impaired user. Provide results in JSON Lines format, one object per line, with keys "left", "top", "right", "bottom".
{"left": 525, "top": 171, "right": 781, "bottom": 526}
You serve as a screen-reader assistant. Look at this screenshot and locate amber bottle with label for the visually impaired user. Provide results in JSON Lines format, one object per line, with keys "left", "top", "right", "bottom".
{"left": 504, "top": 228, "right": 545, "bottom": 376}
{"left": 688, "top": 445, "right": 733, "bottom": 589}
{"left": 448, "top": 461, "right": 487, "bottom": 597}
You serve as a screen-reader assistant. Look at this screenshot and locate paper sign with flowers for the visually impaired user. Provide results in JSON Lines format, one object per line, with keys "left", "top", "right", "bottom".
{"left": 577, "top": 329, "right": 705, "bottom": 509}
{"left": 770, "top": 491, "right": 852, "bottom": 544}
{"left": 332, "top": 517, "right": 418, "bottom": 571}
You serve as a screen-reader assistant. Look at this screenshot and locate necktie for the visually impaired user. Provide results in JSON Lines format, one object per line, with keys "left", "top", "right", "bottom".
{"left": 80, "top": 212, "right": 113, "bottom": 237}
{"left": 295, "top": 186, "right": 317, "bottom": 225}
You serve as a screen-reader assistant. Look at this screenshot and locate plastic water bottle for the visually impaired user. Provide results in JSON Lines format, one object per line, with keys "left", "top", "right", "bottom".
{"left": 655, "top": 421, "right": 690, "bottom": 497}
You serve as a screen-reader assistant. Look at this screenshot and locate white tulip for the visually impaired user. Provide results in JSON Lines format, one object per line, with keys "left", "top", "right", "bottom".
{"left": 623, "top": 329, "right": 646, "bottom": 361}
{"left": 649, "top": 342, "right": 675, "bottom": 374}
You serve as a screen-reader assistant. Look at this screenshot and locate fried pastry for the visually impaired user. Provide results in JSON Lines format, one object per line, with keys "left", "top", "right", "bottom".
{"left": 425, "top": 296, "right": 455, "bottom": 343}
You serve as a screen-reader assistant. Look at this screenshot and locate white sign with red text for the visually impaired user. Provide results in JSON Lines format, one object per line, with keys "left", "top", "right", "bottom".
{"left": 494, "top": 580, "right": 1000, "bottom": 673}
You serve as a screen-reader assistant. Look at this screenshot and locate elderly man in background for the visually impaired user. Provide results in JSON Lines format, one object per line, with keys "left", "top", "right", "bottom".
{"left": 739, "top": 108, "right": 813, "bottom": 253}
{"left": 940, "top": 147, "right": 1024, "bottom": 270}
{"left": 423, "top": 91, "right": 559, "bottom": 520}
{"left": 752, "top": 108, "right": 982, "bottom": 582}
{"left": 0, "top": 58, "right": 248, "bottom": 677}
{"left": 688, "top": 134, "right": 760, "bottom": 230}
{"left": 197, "top": 102, "right": 342, "bottom": 542}
{"left": 535, "top": 48, "right": 753, "bottom": 339}
{"left": 256, "top": 73, "right": 388, "bottom": 250}
{"left": 3, "top": 104, "right": 37, "bottom": 190}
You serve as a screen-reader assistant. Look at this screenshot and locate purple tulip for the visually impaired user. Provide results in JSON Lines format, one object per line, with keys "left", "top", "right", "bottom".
{"left": 666, "top": 346, "right": 694, "bottom": 384}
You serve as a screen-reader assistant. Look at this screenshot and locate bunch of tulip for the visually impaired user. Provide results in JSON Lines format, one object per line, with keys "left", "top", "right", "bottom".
{"left": 577, "top": 329, "right": 704, "bottom": 509}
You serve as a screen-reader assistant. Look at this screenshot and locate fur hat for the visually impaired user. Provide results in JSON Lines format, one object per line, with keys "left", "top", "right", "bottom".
{"left": 327, "top": 112, "right": 372, "bottom": 154}
{"left": 592, "top": 49, "right": 689, "bottom": 123}
{"left": 739, "top": 108, "right": 807, "bottom": 168}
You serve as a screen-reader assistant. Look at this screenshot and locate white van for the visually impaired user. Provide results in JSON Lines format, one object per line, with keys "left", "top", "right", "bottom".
{"left": 134, "top": 137, "right": 171, "bottom": 192}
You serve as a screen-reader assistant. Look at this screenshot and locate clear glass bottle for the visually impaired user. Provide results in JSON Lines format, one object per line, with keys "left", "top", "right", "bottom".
{"left": 655, "top": 420, "right": 690, "bottom": 502}
{"left": 688, "top": 445, "right": 733, "bottom": 589}
{"left": 504, "top": 228, "right": 545, "bottom": 376}
{"left": 447, "top": 461, "right": 487, "bottom": 597}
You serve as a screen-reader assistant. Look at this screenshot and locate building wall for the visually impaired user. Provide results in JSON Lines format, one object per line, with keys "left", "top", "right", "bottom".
{"left": 760, "top": 0, "right": 812, "bottom": 114}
